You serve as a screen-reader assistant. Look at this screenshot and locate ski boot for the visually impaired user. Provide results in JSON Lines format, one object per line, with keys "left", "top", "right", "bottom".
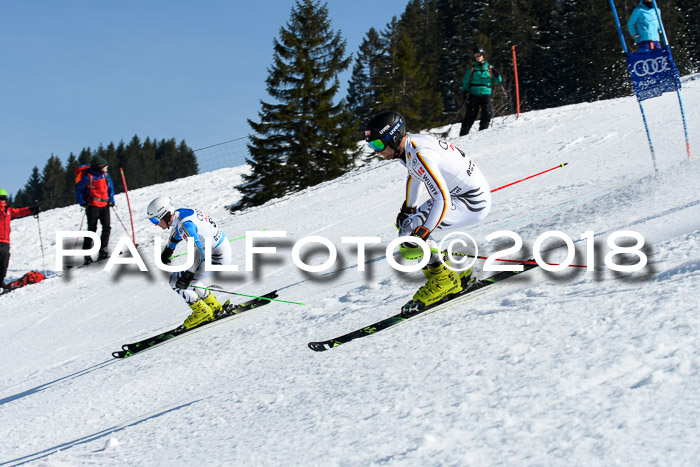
{"left": 183, "top": 299, "right": 214, "bottom": 330}
{"left": 202, "top": 292, "right": 233, "bottom": 319}
{"left": 401, "top": 260, "right": 462, "bottom": 315}
{"left": 202, "top": 291, "right": 222, "bottom": 313}
{"left": 97, "top": 249, "right": 110, "bottom": 261}
{"left": 459, "top": 268, "right": 476, "bottom": 290}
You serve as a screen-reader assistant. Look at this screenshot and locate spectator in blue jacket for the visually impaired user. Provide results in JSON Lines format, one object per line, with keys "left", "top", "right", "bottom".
{"left": 627, "top": 0, "right": 662, "bottom": 52}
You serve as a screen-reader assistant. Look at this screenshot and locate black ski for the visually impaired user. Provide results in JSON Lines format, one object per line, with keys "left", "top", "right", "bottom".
{"left": 308, "top": 263, "right": 538, "bottom": 352}
{"left": 112, "top": 290, "right": 278, "bottom": 358}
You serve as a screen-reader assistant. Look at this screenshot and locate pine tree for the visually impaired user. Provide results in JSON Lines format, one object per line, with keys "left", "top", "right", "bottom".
{"left": 346, "top": 28, "right": 388, "bottom": 134}
{"left": 12, "top": 189, "right": 26, "bottom": 208}
{"left": 141, "top": 137, "right": 158, "bottom": 186}
{"left": 397, "top": 0, "right": 445, "bottom": 125}
{"left": 474, "top": 0, "right": 540, "bottom": 112}
{"left": 435, "top": 0, "right": 488, "bottom": 119}
{"left": 557, "top": 0, "right": 626, "bottom": 106}
{"left": 77, "top": 148, "right": 92, "bottom": 166}
{"left": 235, "top": 0, "right": 355, "bottom": 210}
{"left": 675, "top": 0, "right": 700, "bottom": 71}
{"left": 174, "top": 140, "right": 199, "bottom": 179}
{"left": 121, "top": 135, "right": 144, "bottom": 189}
{"left": 157, "top": 138, "right": 179, "bottom": 183}
{"left": 643, "top": 0, "right": 699, "bottom": 74}
{"left": 40, "top": 155, "right": 66, "bottom": 210}
{"left": 63, "top": 153, "right": 80, "bottom": 206}
{"left": 109, "top": 142, "right": 124, "bottom": 194}
{"left": 22, "top": 167, "right": 43, "bottom": 206}
{"left": 376, "top": 22, "right": 443, "bottom": 131}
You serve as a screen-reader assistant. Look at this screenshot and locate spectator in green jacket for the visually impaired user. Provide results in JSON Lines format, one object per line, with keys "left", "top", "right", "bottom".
{"left": 460, "top": 46, "right": 502, "bottom": 136}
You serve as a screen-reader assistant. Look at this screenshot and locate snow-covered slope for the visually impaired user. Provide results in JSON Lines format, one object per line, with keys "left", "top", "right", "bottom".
{"left": 1, "top": 78, "right": 699, "bottom": 466}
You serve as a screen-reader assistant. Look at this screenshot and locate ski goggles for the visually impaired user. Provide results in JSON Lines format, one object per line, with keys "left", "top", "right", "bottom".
{"left": 149, "top": 214, "right": 165, "bottom": 225}
{"left": 367, "top": 138, "right": 387, "bottom": 152}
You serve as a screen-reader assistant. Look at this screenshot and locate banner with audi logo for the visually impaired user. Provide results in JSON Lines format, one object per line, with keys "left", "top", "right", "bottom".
{"left": 626, "top": 47, "right": 681, "bottom": 101}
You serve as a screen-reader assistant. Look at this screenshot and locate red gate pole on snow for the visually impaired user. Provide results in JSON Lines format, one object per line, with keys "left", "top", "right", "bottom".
{"left": 512, "top": 45, "right": 520, "bottom": 119}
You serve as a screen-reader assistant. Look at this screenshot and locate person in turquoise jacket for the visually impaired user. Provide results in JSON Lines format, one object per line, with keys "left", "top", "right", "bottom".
{"left": 627, "top": 0, "right": 662, "bottom": 52}
{"left": 460, "top": 46, "right": 502, "bottom": 136}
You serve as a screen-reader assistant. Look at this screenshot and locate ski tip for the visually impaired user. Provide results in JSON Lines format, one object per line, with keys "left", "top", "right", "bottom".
{"left": 308, "top": 341, "right": 330, "bottom": 352}
{"left": 112, "top": 351, "right": 126, "bottom": 359}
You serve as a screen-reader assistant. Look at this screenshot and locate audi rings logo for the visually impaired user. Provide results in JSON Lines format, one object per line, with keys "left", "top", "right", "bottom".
{"left": 632, "top": 56, "right": 670, "bottom": 78}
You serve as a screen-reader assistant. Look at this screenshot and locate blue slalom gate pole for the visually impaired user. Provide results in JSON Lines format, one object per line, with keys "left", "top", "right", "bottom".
{"left": 608, "top": 0, "right": 629, "bottom": 53}
{"left": 636, "top": 100, "right": 658, "bottom": 172}
{"left": 676, "top": 87, "right": 692, "bottom": 160}
{"left": 608, "top": 0, "right": 656, "bottom": 171}
{"left": 649, "top": 0, "right": 692, "bottom": 160}
{"left": 608, "top": 0, "right": 692, "bottom": 168}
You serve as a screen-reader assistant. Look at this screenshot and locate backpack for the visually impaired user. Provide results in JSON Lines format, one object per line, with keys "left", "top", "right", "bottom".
{"left": 2, "top": 271, "right": 45, "bottom": 294}
{"left": 75, "top": 165, "right": 91, "bottom": 185}
{"left": 469, "top": 63, "right": 495, "bottom": 87}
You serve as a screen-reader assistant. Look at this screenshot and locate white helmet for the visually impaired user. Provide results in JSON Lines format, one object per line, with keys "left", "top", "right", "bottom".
{"left": 147, "top": 196, "right": 175, "bottom": 224}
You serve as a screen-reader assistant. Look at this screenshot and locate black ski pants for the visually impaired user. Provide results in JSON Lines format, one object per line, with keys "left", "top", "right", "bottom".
{"left": 0, "top": 242, "right": 9, "bottom": 286}
{"left": 460, "top": 94, "right": 493, "bottom": 136}
{"left": 82, "top": 205, "right": 111, "bottom": 254}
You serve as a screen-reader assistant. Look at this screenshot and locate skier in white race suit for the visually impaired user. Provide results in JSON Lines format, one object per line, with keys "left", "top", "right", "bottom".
{"left": 147, "top": 196, "right": 232, "bottom": 329}
{"left": 365, "top": 111, "right": 492, "bottom": 313}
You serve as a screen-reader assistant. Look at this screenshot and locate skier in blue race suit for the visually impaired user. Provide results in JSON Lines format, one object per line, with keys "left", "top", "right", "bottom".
{"left": 147, "top": 195, "right": 232, "bottom": 330}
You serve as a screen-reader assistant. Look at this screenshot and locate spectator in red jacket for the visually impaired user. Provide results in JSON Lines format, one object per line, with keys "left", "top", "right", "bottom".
{"left": 75, "top": 157, "right": 115, "bottom": 264}
{"left": 0, "top": 188, "right": 39, "bottom": 289}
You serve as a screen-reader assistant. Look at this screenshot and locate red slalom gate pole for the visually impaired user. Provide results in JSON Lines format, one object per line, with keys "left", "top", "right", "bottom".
{"left": 491, "top": 163, "right": 568, "bottom": 193}
{"left": 120, "top": 168, "right": 137, "bottom": 247}
{"left": 512, "top": 45, "right": 520, "bottom": 118}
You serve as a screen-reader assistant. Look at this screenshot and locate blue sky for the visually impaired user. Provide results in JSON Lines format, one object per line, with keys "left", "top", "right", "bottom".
{"left": 0, "top": 0, "right": 408, "bottom": 196}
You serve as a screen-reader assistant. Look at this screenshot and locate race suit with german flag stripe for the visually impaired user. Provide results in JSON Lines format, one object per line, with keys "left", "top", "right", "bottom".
{"left": 397, "top": 134, "right": 491, "bottom": 241}
{"left": 165, "top": 207, "right": 231, "bottom": 304}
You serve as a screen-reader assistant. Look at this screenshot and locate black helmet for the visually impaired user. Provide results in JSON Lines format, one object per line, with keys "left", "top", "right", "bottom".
{"left": 473, "top": 45, "right": 485, "bottom": 56}
{"left": 365, "top": 111, "right": 406, "bottom": 156}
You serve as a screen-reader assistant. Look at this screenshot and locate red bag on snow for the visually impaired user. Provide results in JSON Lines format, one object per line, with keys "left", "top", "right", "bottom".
{"left": 2, "top": 271, "right": 45, "bottom": 293}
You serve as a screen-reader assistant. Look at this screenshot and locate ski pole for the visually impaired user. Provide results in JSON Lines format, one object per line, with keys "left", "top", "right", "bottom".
{"left": 119, "top": 168, "right": 137, "bottom": 247}
{"left": 111, "top": 206, "right": 131, "bottom": 238}
{"left": 34, "top": 208, "right": 47, "bottom": 276}
{"left": 491, "top": 163, "right": 568, "bottom": 193}
{"left": 436, "top": 249, "right": 587, "bottom": 269}
{"left": 169, "top": 230, "right": 267, "bottom": 260}
{"left": 190, "top": 285, "right": 305, "bottom": 305}
{"left": 74, "top": 211, "right": 85, "bottom": 248}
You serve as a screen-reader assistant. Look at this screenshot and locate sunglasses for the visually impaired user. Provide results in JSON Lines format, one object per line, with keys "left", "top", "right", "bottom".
{"left": 474, "top": 53, "right": 483, "bottom": 57}
{"left": 149, "top": 215, "right": 163, "bottom": 225}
